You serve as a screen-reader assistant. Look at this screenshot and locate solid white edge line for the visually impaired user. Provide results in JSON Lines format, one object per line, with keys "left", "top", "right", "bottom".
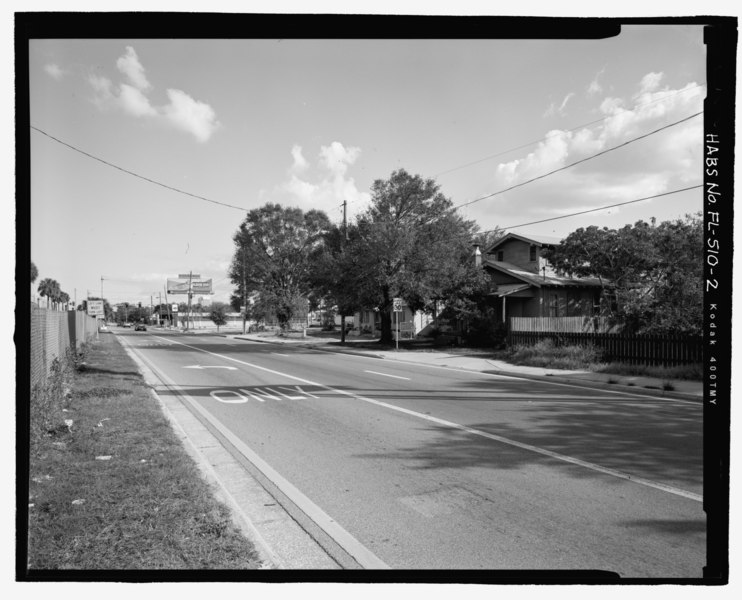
{"left": 141, "top": 335, "right": 391, "bottom": 569}
{"left": 152, "top": 335, "right": 703, "bottom": 503}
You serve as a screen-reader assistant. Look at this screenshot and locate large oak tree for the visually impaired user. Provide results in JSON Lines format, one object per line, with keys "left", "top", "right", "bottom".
{"left": 347, "top": 169, "right": 481, "bottom": 344}
{"left": 229, "top": 203, "right": 331, "bottom": 329}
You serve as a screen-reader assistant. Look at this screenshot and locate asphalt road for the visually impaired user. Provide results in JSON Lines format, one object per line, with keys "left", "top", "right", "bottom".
{"left": 118, "top": 329, "right": 705, "bottom": 577}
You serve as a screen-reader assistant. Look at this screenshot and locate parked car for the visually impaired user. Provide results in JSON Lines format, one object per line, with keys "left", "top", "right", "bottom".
{"left": 121, "top": 322, "right": 132, "bottom": 328}
{"left": 134, "top": 323, "right": 147, "bottom": 331}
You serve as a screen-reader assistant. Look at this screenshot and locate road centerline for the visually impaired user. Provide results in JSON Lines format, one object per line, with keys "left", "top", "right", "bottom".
{"left": 150, "top": 335, "right": 702, "bottom": 503}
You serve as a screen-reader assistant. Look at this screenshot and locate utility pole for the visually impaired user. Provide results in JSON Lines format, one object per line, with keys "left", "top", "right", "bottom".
{"left": 186, "top": 271, "right": 193, "bottom": 331}
{"left": 164, "top": 285, "right": 172, "bottom": 328}
{"left": 340, "top": 200, "right": 348, "bottom": 344}
{"left": 159, "top": 292, "right": 162, "bottom": 327}
{"left": 342, "top": 199, "right": 348, "bottom": 241}
{"left": 242, "top": 247, "right": 247, "bottom": 335}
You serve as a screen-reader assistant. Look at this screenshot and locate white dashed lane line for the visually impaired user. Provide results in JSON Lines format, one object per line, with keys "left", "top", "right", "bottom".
{"left": 364, "top": 370, "right": 410, "bottom": 381}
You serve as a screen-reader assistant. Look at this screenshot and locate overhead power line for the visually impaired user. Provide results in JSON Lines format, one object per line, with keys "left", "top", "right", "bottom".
{"left": 454, "top": 111, "right": 703, "bottom": 211}
{"left": 477, "top": 184, "right": 703, "bottom": 237}
{"left": 432, "top": 83, "right": 705, "bottom": 178}
{"left": 30, "top": 126, "right": 248, "bottom": 212}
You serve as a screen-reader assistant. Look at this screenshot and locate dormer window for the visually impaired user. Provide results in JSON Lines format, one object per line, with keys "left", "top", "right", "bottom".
{"left": 496, "top": 250, "right": 504, "bottom": 262}
{"left": 529, "top": 245, "right": 537, "bottom": 262}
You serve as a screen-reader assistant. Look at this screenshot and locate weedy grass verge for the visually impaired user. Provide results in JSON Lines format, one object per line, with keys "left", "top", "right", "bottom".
{"left": 27, "top": 333, "right": 261, "bottom": 570}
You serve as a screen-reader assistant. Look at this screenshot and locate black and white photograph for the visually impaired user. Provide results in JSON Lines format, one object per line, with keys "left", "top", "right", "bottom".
{"left": 14, "top": 4, "right": 736, "bottom": 590}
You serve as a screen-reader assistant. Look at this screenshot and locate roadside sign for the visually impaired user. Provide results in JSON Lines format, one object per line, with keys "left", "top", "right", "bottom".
{"left": 172, "top": 304, "right": 179, "bottom": 312}
{"left": 178, "top": 274, "right": 201, "bottom": 279}
{"left": 87, "top": 300, "right": 105, "bottom": 317}
{"left": 393, "top": 298, "right": 403, "bottom": 312}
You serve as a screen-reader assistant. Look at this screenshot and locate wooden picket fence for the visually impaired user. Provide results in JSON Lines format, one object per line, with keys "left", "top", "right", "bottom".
{"left": 506, "top": 330, "right": 702, "bottom": 367}
{"left": 510, "top": 316, "right": 623, "bottom": 333}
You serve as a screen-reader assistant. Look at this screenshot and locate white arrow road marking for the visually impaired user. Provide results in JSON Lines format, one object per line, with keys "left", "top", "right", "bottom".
{"left": 184, "top": 365, "right": 238, "bottom": 370}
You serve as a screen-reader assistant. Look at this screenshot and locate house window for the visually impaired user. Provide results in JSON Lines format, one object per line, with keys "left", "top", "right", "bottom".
{"left": 529, "top": 245, "right": 537, "bottom": 262}
{"left": 497, "top": 250, "right": 504, "bottom": 262}
{"left": 549, "top": 293, "right": 560, "bottom": 317}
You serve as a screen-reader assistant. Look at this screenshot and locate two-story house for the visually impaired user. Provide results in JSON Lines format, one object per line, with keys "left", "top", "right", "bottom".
{"left": 481, "top": 232, "right": 607, "bottom": 324}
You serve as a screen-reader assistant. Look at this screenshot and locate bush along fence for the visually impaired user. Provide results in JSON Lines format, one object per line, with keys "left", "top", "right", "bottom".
{"left": 506, "top": 330, "right": 702, "bottom": 367}
{"left": 31, "top": 304, "right": 99, "bottom": 389}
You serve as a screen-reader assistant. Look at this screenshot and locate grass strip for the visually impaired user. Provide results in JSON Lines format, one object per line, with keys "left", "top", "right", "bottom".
{"left": 27, "top": 333, "right": 261, "bottom": 570}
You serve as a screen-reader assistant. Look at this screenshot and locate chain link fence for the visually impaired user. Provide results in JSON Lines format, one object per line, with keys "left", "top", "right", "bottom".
{"left": 30, "top": 304, "right": 98, "bottom": 389}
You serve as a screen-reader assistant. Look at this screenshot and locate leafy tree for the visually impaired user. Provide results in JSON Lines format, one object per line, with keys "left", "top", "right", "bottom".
{"left": 229, "top": 203, "right": 331, "bottom": 330}
{"left": 543, "top": 215, "right": 702, "bottom": 334}
{"left": 349, "top": 169, "right": 480, "bottom": 344}
{"left": 31, "top": 262, "right": 38, "bottom": 284}
{"left": 209, "top": 302, "right": 229, "bottom": 332}
{"left": 310, "top": 224, "right": 366, "bottom": 343}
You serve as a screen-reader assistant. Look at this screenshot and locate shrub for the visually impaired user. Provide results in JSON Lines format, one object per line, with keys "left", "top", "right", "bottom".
{"left": 508, "top": 339, "right": 603, "bottom": 370}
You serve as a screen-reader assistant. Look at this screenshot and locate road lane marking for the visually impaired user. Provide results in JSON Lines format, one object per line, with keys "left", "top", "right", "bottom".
{"left": 264, "top": 387, "right": 305, "bottom": 400}
{"left": 364, "top": 370, "right": 410, "bottom": 381}
{"left": 151, "top": 335, "right": 703, "bottom": 503}
{"left": 184, "top": 365, "right": 238, "bottom": 370}
{"left": 272, "top": 353, "right": 290, "bottom": 357}
{"left": 123, "top": 339, "right": 389, "bottom": 569}
{"left": 211, "top": 390, "right": 248, "bottom": 404}
{"left": 255, "top": 388, "right": 283, "bottom": 401}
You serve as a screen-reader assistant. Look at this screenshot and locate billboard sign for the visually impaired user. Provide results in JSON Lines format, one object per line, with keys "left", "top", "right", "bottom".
{"left": 87, "top": 300, "right": 105, "bottom": 317}
{"left": 167, "top": 278, "right": 213, "bottom": 294}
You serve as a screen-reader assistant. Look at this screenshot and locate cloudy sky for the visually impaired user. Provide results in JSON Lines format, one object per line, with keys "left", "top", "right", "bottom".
{"left": 27, "top": 19, "right": 707, "bottom": 308}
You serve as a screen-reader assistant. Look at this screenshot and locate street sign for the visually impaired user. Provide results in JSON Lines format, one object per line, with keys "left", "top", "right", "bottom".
{"left": 87, "top": 300, "right": 105, "bottom": 317}
{"left": 178, "top": 274, "right": 201, "bottom": 279}
{"left": 172, "top": 304, "right": 179, "bottom": 312}
{"left": 393, "top": 298, "right": 403, "bottom": 312}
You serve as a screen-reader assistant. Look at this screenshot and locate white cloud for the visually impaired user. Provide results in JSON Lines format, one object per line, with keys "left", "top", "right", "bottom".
{"left": 488, "top": 73, "right": 704, "bottom": 228}
{"left": 638, "top": 71, "right": 664, "bottom": 95}
{"left": 319, "top": 141, "right": 361, "bottom": 175}
{"left": 44, "top": 63, "right": 64, "bottom": 81}
{"left": 162, "top": 89, "right": 221, "bottom": 143}
{"left": 87, "top": 46, "right": 219, "bottom": 143}
{"left": 118, "top": 83, "right": 157, "bottom": 117}
{"left": 290, "top": 144, "right": 309, "bottom": 173}
{"left": 543, "top": 92, "right": 575, "bottom": 118}
{"left": 116, "top": 46, "right": 151, "bottom": 91}
{"left": 587, "top": 68, "right": 605, "bottom": 96}
{"left": 274, "top": 142, "right": 370, "bottom": 218}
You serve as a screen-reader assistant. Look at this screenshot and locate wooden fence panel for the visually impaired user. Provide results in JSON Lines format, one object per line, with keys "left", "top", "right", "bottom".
{"left": 506, "top": 330, "right": 702, "bottom": 367}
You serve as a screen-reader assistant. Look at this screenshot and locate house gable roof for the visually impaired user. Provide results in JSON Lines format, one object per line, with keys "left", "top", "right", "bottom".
{"left": 484, "top": 232, "right": 564, "bottom": 254}
{"left": 482, "top": 257, "right": 603, "bottom": 288}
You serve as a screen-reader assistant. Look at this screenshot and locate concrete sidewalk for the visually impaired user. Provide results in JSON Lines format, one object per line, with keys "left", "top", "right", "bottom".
{"left": 226, "top": 332, "right": 703, "bottom": 402}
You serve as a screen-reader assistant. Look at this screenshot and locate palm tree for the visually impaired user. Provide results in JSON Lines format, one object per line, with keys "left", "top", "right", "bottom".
{"left": 37, "top": 278, "right": 60, "bottom": 309}
{"left": 59, "top": 291, "right": 70, "bottom": 311}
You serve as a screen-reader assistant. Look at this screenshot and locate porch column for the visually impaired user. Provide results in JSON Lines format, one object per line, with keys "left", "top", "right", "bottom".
{"left": 502, "top": 296, "right": 506, "bottom": 323}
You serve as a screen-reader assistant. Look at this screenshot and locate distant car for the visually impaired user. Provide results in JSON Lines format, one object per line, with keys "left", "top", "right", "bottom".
{"left": 121, "top": 322, "right": 132, "bottom": 328}
{"left": 134, "top": 323, "right": 147, "bottom": 331}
